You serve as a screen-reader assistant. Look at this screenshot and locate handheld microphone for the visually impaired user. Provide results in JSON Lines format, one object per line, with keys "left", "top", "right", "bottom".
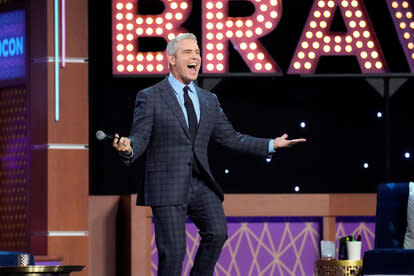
{"left": 96, "top": 130, "right": 133, "bottom": 147}
{"left": 95, "top": 130, "right": 115, "bottom": 141}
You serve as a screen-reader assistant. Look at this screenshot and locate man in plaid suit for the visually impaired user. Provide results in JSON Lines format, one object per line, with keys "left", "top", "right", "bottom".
{"left": 113, "top": 33, "right": 305, "bottom": 276}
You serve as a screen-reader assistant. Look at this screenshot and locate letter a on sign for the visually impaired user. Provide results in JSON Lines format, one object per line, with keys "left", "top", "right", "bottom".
{"left": 288, "top": 0, "right": 388, "bottom": 74}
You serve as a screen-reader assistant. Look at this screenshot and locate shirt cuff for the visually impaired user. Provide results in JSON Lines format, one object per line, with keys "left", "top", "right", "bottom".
{"left": 120, "top": 148, "right": 134, "bottom": 159}
{"left": 268, "top": 139, "right": 275, "bottom": 153}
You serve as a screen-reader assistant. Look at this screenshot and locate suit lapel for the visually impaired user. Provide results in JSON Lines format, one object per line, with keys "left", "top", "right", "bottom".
{"left": 159, "top": 79, "right": 192, "bottom": 140}
{"left": 195, "top": 86, "right": 208, "bottom": 142}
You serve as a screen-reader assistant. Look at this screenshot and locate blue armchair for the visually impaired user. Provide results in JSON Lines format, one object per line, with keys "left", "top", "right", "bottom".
{"left": 363, "top": 182, "right": 414, "bottom": 275}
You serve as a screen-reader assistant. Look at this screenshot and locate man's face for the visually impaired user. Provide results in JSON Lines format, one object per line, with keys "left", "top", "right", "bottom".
{"left": 168, "top": 39, "right": 201, "bottom": 85}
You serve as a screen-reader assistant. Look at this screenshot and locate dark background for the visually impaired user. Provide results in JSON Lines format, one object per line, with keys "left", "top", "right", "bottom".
{"left": 89, "top": 0, "right": 414, "bottom": 195}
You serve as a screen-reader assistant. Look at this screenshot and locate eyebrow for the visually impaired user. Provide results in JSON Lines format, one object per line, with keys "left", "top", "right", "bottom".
{"left": 182, "top": 48, "right": 200, "bottom": 52}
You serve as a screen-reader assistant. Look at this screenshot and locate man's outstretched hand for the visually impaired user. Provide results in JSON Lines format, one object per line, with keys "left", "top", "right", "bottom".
{"left": 112, "top": 134, "right": 133, "bottom": 156}
{"left": 273, "top": 134, "right": 306, "bottom": 150}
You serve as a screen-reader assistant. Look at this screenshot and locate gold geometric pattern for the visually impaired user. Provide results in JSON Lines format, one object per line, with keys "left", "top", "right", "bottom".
{"left": 336, "top": 221, "right": 375, "bottom": 251}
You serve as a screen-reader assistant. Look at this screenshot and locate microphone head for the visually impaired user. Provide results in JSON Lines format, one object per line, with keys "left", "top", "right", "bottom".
{"left": 96, "top": 130, "right": 107, "bottom": 141}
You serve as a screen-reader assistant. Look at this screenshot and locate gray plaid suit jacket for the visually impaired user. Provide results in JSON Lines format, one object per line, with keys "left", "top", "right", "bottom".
{"left": 123, "top": 78, "right": 270, "bottom": 206}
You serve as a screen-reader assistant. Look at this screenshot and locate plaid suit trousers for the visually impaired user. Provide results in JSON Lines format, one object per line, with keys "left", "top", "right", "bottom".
{"left": 152, "top": 172, "right": 227, "bottom": 276}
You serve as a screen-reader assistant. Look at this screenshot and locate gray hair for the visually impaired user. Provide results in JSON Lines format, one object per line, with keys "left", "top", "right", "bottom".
{"left": 166, "top": 33, "right": 198, "bottom": 56}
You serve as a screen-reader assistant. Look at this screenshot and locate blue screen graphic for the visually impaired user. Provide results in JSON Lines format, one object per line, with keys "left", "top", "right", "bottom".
{"left": 0, "top": 10, "right": 25, "bottom": 81}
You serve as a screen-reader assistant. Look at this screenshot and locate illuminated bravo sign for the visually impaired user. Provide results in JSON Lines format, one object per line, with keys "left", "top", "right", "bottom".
{"left": 112, "top": 0, "right": 414, "bottom": 75}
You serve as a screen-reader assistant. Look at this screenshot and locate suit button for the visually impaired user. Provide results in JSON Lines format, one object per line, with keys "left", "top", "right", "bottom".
{"left": 188, "top": 162, "right": 191, "bottom": 166}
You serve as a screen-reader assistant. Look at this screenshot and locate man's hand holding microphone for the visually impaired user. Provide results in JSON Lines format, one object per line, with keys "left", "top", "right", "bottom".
{"left": 112, "top": 134, "right": 132, "bottom": 156}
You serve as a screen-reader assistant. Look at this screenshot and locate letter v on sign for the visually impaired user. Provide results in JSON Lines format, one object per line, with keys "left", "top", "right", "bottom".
{"left": 386, "top": 0, "right": 414, "bottom": 72}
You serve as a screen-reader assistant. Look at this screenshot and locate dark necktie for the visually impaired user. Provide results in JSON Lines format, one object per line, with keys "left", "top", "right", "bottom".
{"left": 183, "top": 86, "right": 198, "bottom": 141}
{"left": 183, "top": 86, "right": 202, "bottom": 175}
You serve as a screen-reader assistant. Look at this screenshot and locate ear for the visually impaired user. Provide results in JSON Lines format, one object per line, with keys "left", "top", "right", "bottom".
{"left": 167, "top": 55, "right": 176, "bottom": 67}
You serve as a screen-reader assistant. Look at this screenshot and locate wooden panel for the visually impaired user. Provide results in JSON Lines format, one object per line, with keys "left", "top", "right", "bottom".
{"left": 44, "top": 0, "right": 89, "bottom": 143}
{"left": 223, "top": 194, "right": 331, "bottom": 216}
{"left": 43, "top": 0, "right": 88, "bottom": 57}
{"left": 31, "top": 2, "right": 89, "bottom": 144}
{"left": 323, "top": 216, "right": 336, "bottom": 241}
{"left": 118, "top": 196, "right": 152, "bottom": 276}
{"left": 329, "top": 194, "right": 377, "bottom": 216}
{"left": 28, "top": 0, "right": 90, "bottom": 272}
{"left": 65, "top": 0, "right": 88, "bottom": 57}
{"left": 48, "top": 150, "right": 88, "bottom": 230}
{"left": 130, "top": 195, "right": 152, "bottom": 276}
{"left": 34, "top": 255, "right": 63, "bottom": 262}
{"left": 48, "top": 236, "right": 88, "bottom": 276}
{"left": 47, "top": 63, "right": 89, "bottom": 144}
{"left": 223, "top": 194, "right": 376, "bottom": 216}
{"left": 89, "top": 196, "right": 120, "bottom": 276}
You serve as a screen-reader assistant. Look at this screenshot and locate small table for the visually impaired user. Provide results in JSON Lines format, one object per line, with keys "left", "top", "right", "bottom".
{"left": 315, "top": 259, "right": 363, "bottom": 276}
{"left": 0, "top": 265, "right": 84, "bottom": 276}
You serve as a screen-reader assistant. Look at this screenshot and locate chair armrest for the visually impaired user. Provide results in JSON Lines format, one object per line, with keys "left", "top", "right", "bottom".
{"left": 363, "top": 249, "right": 414, "bottom": 275}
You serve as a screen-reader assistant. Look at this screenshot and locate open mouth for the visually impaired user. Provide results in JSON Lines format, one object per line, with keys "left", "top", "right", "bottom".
{"left": 187, "top": 63, "right": 198, "bottom": 73}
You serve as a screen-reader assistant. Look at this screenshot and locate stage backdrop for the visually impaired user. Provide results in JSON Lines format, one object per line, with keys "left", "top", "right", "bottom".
{"left": 89, "top": 0, "right": 414, "bottom": 195}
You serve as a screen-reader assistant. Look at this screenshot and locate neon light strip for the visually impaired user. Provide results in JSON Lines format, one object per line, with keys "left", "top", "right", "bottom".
{"left": 32, "top": 144, "right": 89, "bottom": 150}
{"left": 48, "top": 231, "right": 88, "bottom": 237}
{"left": 54, "top": 0, "right": 60, "bottom": 121}
{"left": 32, "top": 57, "right": 87, "bottom": 63}
{"left": 62, "top": 0, "right": 66, "bottom": 67}
{"left": 47, "top": 144, "right": 88, "bottom": 149}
